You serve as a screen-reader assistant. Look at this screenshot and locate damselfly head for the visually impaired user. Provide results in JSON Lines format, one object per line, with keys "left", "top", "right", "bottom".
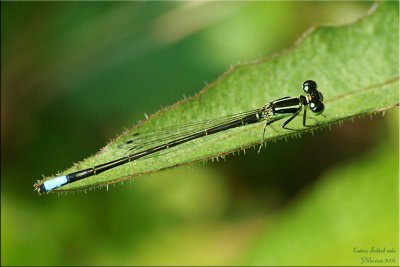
{"left": 303, "top": 80, "right": 324, "bottom": 115}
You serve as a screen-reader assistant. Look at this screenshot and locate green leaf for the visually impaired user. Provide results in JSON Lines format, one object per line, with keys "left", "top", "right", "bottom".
{"left": 37, "top": 2, "right": 399, "bottom": 193}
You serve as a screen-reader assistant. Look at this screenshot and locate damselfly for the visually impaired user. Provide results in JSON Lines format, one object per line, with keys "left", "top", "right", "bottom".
{"left": 34, "top": 80, "right": 324, "bottom": 194}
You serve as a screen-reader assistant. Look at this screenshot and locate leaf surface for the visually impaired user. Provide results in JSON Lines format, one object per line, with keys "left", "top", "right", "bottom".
{"left": 37, "top": 2, "right": 399, "bottom": 193}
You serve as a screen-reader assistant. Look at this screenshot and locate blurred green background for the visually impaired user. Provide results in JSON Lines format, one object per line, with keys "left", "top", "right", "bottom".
{"left": 1, "top": 1, "right": 398, "bottom": 266}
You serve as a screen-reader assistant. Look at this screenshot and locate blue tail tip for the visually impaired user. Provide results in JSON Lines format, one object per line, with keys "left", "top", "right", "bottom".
{"left": 34, "top": 175, "right": 68, "bottom": 195}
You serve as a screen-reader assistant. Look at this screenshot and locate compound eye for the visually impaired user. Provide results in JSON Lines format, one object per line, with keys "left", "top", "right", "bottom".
{"left": 303, "top": 80, "right": 317, "bottom": 93}
{"left": 310, "top": 101, "right": 324, "bottom": 115}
